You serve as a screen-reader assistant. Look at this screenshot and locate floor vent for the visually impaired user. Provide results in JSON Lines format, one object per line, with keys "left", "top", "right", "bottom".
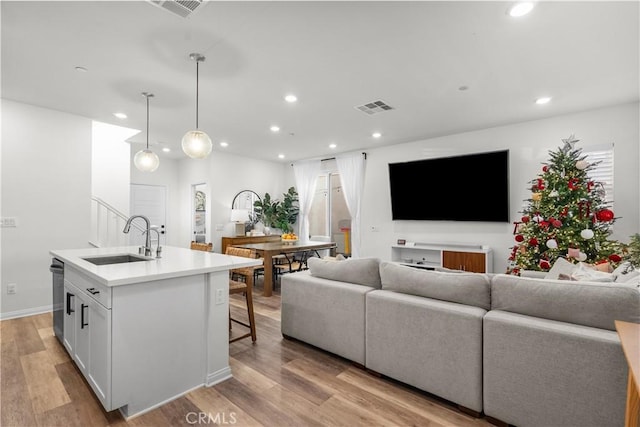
{"left": 148, "top": 0, "right": 206, "bottom": 18}
{"left": 354, "top": 100, "right": 394, "bottom": 115}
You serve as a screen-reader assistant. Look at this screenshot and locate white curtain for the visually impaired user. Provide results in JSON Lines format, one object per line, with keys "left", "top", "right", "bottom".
{"left": 292, "top": 159, "right": 322, "bottom": 241}
{"left": 336, "top": 152, "right": 365, "bottom": 258}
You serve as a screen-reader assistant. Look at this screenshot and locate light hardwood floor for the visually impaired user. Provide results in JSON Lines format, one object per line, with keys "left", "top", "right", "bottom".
{"left": 1, "top": 281, "right": 494, "bottom": 427}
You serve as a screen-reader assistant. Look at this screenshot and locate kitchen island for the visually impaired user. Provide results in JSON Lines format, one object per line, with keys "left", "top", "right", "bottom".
{"left": 50, "top": 245, "right": 261, "bottom": 419}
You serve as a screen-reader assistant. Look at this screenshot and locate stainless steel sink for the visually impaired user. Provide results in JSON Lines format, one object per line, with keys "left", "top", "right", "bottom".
{"left": 81, "top": 254, "right": 153, "bottom": 266}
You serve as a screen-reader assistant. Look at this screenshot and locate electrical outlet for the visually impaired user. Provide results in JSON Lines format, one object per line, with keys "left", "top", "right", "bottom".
{"left": 7, "top": 283, "right": 16, "bottom": 295}
{"left": 1, "top": 217, "right": 17, "bottom": 228}
{"left": 215, "top": 288, "right": 224, "bottom": 305}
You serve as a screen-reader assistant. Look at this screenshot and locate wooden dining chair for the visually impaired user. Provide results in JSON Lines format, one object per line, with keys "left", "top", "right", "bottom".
{"left": 190, "top": 241, "right": 213, "bottom": 252}
{"left": 224, "top": 246, "right": 259, "bottom": 343}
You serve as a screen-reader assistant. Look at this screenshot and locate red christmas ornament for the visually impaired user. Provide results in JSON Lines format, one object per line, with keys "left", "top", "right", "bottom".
{"left": 537, "top": 179, "right": 545, "bottom": 190}
{"left": 568, "top": 178, "right": 580, "bottom": 190}
{"left": 587, "top": 181, "right": 595, "bottom": 192}
{"left": 552, "top": 219, "right": 562, "bottom": 228}
{"left": 539, "top": 221, "right": 550, "bottom": 229}
{"left": 521, "top": 216, "right": 530, "bottom": 223}
{"left": 542, "top": 165, "right": 549, "bottom": 172}
{"left": 596, "top": 209, "right": 614, "bottom": 222}
{"left": 608, "top": 254, "right": 622, "bottom": 263}
{"left": 528, "top": 238, "right": 538, "bottom": 247}
{"left": 515, "top": 234, "right": 524, "bottom": 242}
{"left": 539, "top": 260, "right": 551, "bottom": 270}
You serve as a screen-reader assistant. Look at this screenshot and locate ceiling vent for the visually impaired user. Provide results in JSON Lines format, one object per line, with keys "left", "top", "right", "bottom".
{"left": 148, "top": 0, "right": 206, "bottom": 18}
{"left": 354, "top": 100, "right": 395, "bottom": 115}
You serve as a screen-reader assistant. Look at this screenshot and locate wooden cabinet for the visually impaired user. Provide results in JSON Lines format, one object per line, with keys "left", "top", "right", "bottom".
{"left": 221, "top": 235, "right": 281, "bottom": 254}
{"left": 391, "top": 243, "right": 492, "bottom": 273}
{"left": 442, "top": 250, "right": 487, "bottom": 273}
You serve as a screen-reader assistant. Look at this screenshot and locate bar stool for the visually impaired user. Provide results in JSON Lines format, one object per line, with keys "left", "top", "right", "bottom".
{"left": 225, "top": 247, "right": 258, "bottom": 343}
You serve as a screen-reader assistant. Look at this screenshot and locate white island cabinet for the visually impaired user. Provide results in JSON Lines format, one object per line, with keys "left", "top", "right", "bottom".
{"left": 50, "top": 245, "right": 261, "bottom": 419}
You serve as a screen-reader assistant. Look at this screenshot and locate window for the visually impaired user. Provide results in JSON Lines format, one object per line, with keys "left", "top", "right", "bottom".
{"left": 308, "top": 171, "right": 351, "bottom": 256}
{"left": 584, "top": 144, "right": 614, "bottom": 207}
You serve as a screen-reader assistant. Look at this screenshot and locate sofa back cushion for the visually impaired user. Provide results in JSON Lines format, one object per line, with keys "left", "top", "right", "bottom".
{"left": 491, "top": 274, "right": 640, "bottom": 330}
{"left": 379, "top": 262, "right": 491, "bottom": 310}
{"left": 307, "top": 257, "right": 382, "bottom": 289}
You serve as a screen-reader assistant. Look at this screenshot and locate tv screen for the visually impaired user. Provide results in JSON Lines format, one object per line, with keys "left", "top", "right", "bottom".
{"left": 388, "top": 150, "right": 509, "bottom": 222}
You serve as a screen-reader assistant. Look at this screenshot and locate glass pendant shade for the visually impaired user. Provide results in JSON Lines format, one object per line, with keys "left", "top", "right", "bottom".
{"left": 181, "top": 130, "right": 212, "bottom": 159}
{"left": 134, "top": 149, "right": 160, "bottom": 172}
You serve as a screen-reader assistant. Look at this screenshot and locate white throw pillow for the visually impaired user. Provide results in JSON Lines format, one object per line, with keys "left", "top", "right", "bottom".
{"left": 613, "top": 262, "right": 640, "bottom": 283}
{"left": 571, "top": 262, "right": 615, "bottom": 282}
{"left": 544, "top": 257, "right": 577, "bottom": 280}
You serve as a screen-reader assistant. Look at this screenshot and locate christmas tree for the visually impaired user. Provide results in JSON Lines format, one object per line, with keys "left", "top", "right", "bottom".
{"left": 507, "top": 134, "right": 623, "bottom": 275}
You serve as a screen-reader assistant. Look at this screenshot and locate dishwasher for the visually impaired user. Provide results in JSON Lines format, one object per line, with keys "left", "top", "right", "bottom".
{"left": 50, "top": 257, "right": 64, "bottom": 344}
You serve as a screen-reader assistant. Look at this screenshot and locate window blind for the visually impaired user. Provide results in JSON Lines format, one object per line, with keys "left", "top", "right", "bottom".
{"left": 584, "top": 144, "right": 614, "bottom": 207}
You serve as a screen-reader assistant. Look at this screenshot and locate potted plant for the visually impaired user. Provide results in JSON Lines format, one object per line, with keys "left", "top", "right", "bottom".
{"left": 253, "top": 193, "right": 279, "bottom": 234}
{"left": 274, "top": 187, "right": 299, "bottom": 234}
{"left": 254, "top": 187, "right": 299, "bottom": 235}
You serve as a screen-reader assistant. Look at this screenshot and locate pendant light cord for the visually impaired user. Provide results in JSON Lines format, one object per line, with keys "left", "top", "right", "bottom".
{"left": 146, "top": 94, "right": 150, "bottom": 149}
{"left": 195, "top": 60, "right": 199, "bottom": 129}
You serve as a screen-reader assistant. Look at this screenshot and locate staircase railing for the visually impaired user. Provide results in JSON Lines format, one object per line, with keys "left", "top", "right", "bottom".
{"left": 90, "top": 196, "right": 145, "bottom": 248}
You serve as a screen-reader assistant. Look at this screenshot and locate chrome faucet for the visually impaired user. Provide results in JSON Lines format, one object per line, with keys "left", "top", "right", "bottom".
{"left": 143, "top": 227, "right": 162, "bottom": 258}
{"left": 123, "top": 215, "right": 152, "bottom": 257}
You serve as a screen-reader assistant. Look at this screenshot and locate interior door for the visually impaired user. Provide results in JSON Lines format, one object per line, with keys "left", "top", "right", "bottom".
{"left": 130, "top": 184, "right": 167, "bottom": 246}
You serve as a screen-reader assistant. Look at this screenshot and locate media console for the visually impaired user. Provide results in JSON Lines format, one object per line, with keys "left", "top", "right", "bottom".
{"left": 391, "top": 242, "right": 492, "bottom": 273}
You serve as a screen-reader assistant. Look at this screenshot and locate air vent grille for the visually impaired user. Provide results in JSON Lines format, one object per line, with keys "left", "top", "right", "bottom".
{"left": 354, "top": 100, "right": 394, "bottom": 115}
{"left": 148, "top": 0, "right": 205, "bottom": 18}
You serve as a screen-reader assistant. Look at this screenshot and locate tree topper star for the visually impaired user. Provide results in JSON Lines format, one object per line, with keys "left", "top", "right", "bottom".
{"left": 561, "top": 134, "right": 579, "bottom": 153}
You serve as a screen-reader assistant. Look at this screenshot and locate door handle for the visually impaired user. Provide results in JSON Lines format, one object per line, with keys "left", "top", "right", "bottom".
{"left": 86, "top": 288, "right": 100, "bottom": 295}
{"left": 66, "top": 292, "right": 75, "bottom": 315}
{"left": 80, "top": 304, "right": 88, "bottom": 329}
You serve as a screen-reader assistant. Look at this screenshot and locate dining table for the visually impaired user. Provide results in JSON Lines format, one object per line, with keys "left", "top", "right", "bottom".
{"left": 230, "top": 240, "right": 337, "bottom": 296}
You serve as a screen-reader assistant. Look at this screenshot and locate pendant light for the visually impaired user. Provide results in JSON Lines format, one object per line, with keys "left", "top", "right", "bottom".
{"left": 134, "top": 92, "right": 160, "bottom": 172}
{"left": 182, "top": 53, "right": 212, "bottom": 159}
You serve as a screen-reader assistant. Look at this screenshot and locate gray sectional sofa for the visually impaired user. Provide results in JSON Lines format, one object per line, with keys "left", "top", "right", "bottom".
{"left": 281, "top": 257, "right": 640, "bottom": 427}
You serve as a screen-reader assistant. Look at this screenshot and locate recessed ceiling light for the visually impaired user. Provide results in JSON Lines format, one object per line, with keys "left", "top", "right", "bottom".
{"left": 219, "top": 141, "right": 229, "bottom": 147}
{"left": 278, "top": 154, "right": 285, "bottom": 159}
{"left": 270, "top": 125, "right": 280, "bottom": 132}
{"left": 535, "top": 96, "right": 552, "bottom": 105}
{"left": 75, "top": 66, "right": 88, "bottom": 72}
{"left": 508, "top": 2, "right": 534, "bottom": 17}
{"left": 284, "top": 94, "right": 298, "bottom": 103}
{"left": 372, "top": 132, "right": 382, "bottom": 139}
{"left": 113, "top": 112, "right": 127, "bottom": 119}
{"left": 329, "top": 143, "right": 337, "bottom": 149}
{"left": 162, "top": 147, "right": 171, "bottom": 153}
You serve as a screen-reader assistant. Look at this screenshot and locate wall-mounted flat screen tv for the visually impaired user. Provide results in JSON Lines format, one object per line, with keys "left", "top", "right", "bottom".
{"left": 388, "top": 150, "right": 509, "bottom": 222}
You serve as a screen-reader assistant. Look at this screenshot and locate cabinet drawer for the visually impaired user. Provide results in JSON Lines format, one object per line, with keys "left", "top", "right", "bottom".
{"left": 65, "top": 266, "right": 112, "bottom": 308}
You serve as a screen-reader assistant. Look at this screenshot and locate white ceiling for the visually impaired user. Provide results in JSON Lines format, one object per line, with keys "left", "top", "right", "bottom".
{"left": 2, "top": 1, "right": 638, "bottom": 163}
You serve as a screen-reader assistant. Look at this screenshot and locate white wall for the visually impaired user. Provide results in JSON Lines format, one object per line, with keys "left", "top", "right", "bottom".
{"left": 175, "top": 151, "right": 288, "bottom": 252}
{"left": 92, "top": 121, "right": 138, "bottom": 215}
{"left": 359, "top": 102, "right": 640, "bottom": 273}
{"left": 1, "top": 100, "right": 92, "bottom": 318}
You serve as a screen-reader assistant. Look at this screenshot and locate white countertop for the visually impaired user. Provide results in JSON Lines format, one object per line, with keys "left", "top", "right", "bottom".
{"left": 50, "top": 245, "right": 262, "bottom": 287}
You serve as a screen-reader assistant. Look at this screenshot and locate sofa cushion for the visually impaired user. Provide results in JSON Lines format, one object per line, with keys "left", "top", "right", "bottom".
{"left": 379, "top": 262, "right": 491, "bottom": 310}
{"left": 307, "top": 256, "right": 382, "bottom": 289}
{"left": 491, "top": 274, "right": 640, "bottom": 330}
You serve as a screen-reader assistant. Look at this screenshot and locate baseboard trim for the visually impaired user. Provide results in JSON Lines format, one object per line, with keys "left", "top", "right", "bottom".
{"left": 205, "top": 366, "right": 233, "bottom": 387}
{"left": 0, "top": 305, "right": 52, "bottom": 320}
